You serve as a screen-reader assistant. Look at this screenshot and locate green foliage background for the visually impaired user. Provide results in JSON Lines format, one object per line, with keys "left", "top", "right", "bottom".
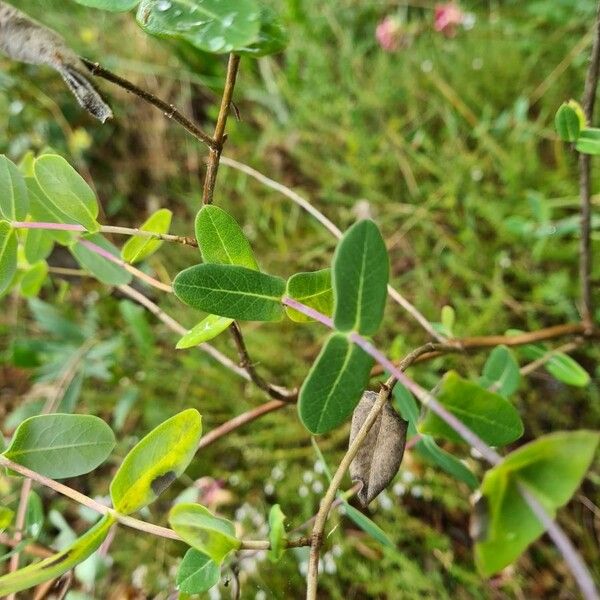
{"left": 1, "top": 0, "right": 599, "bottom": 597}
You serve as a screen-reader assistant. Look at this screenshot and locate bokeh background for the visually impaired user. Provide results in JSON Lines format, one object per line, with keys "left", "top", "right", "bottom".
{"left": 1, "top": 1, "right": 599, "bottom": 598}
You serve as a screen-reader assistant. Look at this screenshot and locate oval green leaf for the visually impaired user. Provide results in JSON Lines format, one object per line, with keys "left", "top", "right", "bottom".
{"left": 3, "top": 414, "right": 116, "bottom": 479}
{"left": 475, "top": 430, "right": 599, "bottom": 576}
{"left": 419, "top": 371, "right": 524, "bottom": 447}
{"left": 176, "top": 549, "right": 220, "bottom": 594}
{"left": 479, "top": 345, "right": 521, "bottom": 398}
{"left": 176, "top": 314, "right": 233, "bottom": 349}
{"left": 121, "top": 208, "right": 172, "bottom": 264}
{"left": 0, "top": 155, "right": 29, "bottom": 220}
{"left": 26, "top": 178, "right": 74, "bottom": 245}
{"left": 20, "top": 261, "right": 48, "bottom": 298}
{"left": 298, "top": 332, "right": 375, "bottom": 434}
{"left": 195, "top": 205, "right": 258, "bottom": 270}
{"left": 24, "top": 227, "right": 54, "bottom": 264}
{"left": 237, "top": 7, "right": 288, "bottom": 57}
{"left": 33, "top": 155, "right": 99, "bottom": 233}
{"left": 71, "top": 234, "right": 132, "bottom": 286}
{"left": 137, "top": 0, "right": 261, "bottom": 54}
{"left": 285, "top": 268, "right": 333, "bottom": 323}
{"left": 110, "top": 409, "right": 202, "bottom": 515}
{"left": 554, "top": 101, "right": 583, "bottom": 142}
{"left": 332, "top": 220, "right": 389, "bottom": 336}
{"left": 576, "top": 128, "right": 600, "bottom": 155}
{"left": 0, "top": 220, "right": 18, "bottom": 296}
{"left": 173, "top": 264, "right": 285, "bottom": 322}
{"left": 268, "top": 504, "right": 287, "bottom": 562}
{"left": 0, "top": 514, "right": 114, "bottom": 596}
{"left": 169, "top": 503, "right": 240, "bottom": 565}
{"left": 520, "top": 343, "right": 590, "bottom": 387}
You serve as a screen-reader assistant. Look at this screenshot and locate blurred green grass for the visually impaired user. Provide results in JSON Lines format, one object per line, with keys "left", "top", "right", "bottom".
{"left": 1, "top": 0, "right": 600, "bottom": 598}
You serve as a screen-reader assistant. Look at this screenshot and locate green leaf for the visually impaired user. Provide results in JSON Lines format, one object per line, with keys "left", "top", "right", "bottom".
{"left": 0, "top": 155, "right": 29, "bottom": 220}
{"left": 479, "top": 345, "right": 521, "bottom": 398}
{"left": 20, "top": 261, "right": 48, "bottom": 298}
{"left": 332, "top": 220, "right": 389, "bottom": 336}
{"left": 475, "top": 430, "right": 599, "bottom": 576}
{"left": 268, "top": 504, "right": 287, "bottom": 562}
{"left": 110, "top": 409, "right": 202, "bottom": 515}
{"left": 340, "top": 502, "right": 394, "bottom": 548}
{"left": 137, "top": 0, "right": 261, "bottom": 54}
{"left": 72, "top": 0, "right": 140, "bottom": 10}
{"left": 24, "top": 227, "right": 54, "bottom": 264}
{"left": 0, "top": 221, "right": 17, "bottom": 296}
{"left": 575, "top": 128, "right": 600, "bottom": 155}
{"left": 415, "top": 436, "right": 478, "bottom": 490}
{"left": 393, "top": 383, "right": 478, "bottom": 488}
{"left": 25, "top": 491, "right": 44, "bottom": 540}
{"left": 26, "top": 178, "right": 73, "bottom": 245}
{"left": 237, "top": 7, "right": 288, "bottom": 57}
{"left": 520, "top": 343, "right": 590, "bottom": 387}
{"left": 121, "top": 208, "right": 172, "bottom": 264}
{"left": 285, "top": 269, "right": 333, "bottom": 323}
{"left": 3, "top": 414, "right": 115, "bottom": 479}
{"left": 176, "top": 549, "right": 220, "bottom": 594}
{"left": 169, "top": 503, "right": 241, "bottom": 565}
{"left": 33, "top": 155, "right": 99, "bottom": 233}
{"left": 419, "top": 371, "right": 523, "bottom": 447}
{"left": 0, "top": 507, "right": 14, "bottom": 533}
{"left": 554, "top": 100, "right": 584, "bottom": 142}
{"left": 173, "top": 264, "right": 285, "bottom": 322}
{"left": 298, "top": 332, "right": 374, "bottom": 434}
{"left": 70, "top": 234, "right": 132, "bottom": 286}
{"left": 0, "top": 514, "right": 114, "bottom": 596}
{"left": 176, "top": 314, "right": 233, "bottom": 349}
{"left": 195, "top": 205, "right": 258, "bottom": 270}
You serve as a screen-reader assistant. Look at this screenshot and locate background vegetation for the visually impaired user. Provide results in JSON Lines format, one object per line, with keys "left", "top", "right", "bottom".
{"left": 1, "top": 0, "right": 599, "bottom": 597}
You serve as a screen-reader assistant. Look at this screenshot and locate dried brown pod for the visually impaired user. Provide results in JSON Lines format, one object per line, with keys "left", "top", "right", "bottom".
{"left": 349, "top": 390, "right": 408, "bottom": 506}
{"left": 0, "top": 1, "right": 112, "bottom": 122}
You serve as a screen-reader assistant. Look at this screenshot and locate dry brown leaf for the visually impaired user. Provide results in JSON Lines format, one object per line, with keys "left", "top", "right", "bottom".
{"left": 349, "top": 390, "right": 408, "bottom": 506}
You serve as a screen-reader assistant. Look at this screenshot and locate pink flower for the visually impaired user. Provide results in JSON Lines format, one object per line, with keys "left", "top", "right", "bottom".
{"left": 434, "top": 3, "right": 465, "bottom": 37}
{"left": 375, "top": 16, "right": 404, "bottom": 52}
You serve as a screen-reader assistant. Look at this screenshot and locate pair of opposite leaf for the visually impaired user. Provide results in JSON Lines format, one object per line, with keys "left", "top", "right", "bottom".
{"left": 0, "top": 1, "right": 112, "bottom": 121}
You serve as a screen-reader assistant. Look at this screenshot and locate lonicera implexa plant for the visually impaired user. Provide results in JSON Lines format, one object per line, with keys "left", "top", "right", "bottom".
{"left": 0, "top": 1, "right": 599, "bottom": 598}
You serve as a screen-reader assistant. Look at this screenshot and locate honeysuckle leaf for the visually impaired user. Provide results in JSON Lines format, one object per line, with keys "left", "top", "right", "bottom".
{"left": 20, "top": 261, "right": 48, "bottom": 298}
{"left": 285, "top": 268, "right": 333, "bottom": 323}
{"left": 479, "top": 345, "right": 520, "bottom": 398}
{"left": 3, "top": 414, "right": 115, "bottom": 479}
{"left": 298, "top": 332, "right": 374, "bottom": 434}
{"left": 72, "top": 0, "right": 140, "bottom": 10}
{"left": 33, "top": 155, "right": 99, "bottom": 233}
{"left": 110, "top": 409, "right": 202, "bottom": 515}
{"left": 0, "top": 514, "right": 114, "bottom": 596}
{"left": 267, "top": 504, "right": 287, "bottom": 562}
{"left": 23, "top": 227, "right": 54, "bottom": 264}
{"left": 121, "top": 208, "right": 172, "bottom": 264}
{"left": 176, "top": 549, "right": 220, "bottom": 594}
{"left": 419, "top": 371, "right": 523, "bottom": 447}
{"left": 137, "top": 0, "right": 261, "bottom": 54}
{"left": 0, "top": 220, "right": 17, "bottom": 296}
{"left": 0, "top": 155, "right": 29, "bottom": 221}
{"left": 332, "top": 220, "right": 389, "bottom": 336}
{"left": 475, "top": 430, "right": 599, "bottom": 576}
{"left": 176, "top": 314, "right": 233, "bottom": 349}
{"left": 70, "top": 234, "right": 132, "bottom": 286}
{"left": 173, "top": 264, "right": 285, "bottom": 322}
{"left": 169, "top": 503, "right": 241, "bottom": 565}
{"left": 195, "top": 205, "right": 258, "bottom": 270}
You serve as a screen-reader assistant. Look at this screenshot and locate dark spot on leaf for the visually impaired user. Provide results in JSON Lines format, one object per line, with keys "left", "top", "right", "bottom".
{"left": 151, "top": 471, "right": 177, "bottom": 496}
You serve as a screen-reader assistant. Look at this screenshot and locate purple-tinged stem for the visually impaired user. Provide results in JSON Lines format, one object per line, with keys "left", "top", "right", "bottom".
{"left": 12, "top": 221, "right": 84, "bottom": 231}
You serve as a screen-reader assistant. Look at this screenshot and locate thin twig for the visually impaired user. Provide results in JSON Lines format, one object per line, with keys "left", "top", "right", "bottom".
{"left": 579, "top": 1, "right": 600, "bottom": 328}
{"left": 12, "top": 221, "right": 198, "bottom": 247}
{"left": 519, "top": 341, "right": 580, "bottom": 377}
{"left": 229, "top": 322, "right": 297, "bottom": 402}
{"left": 197, "top": 399, "right": 286, "bottom": 450}
{"left": 203, "top": 54, "right": 241, "bottom": 205}
{"left": 220, "top": 156, "right": 445, "bottom": 342}
{"left": 80, "top": 58, "right": 217, "bottom": 151}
